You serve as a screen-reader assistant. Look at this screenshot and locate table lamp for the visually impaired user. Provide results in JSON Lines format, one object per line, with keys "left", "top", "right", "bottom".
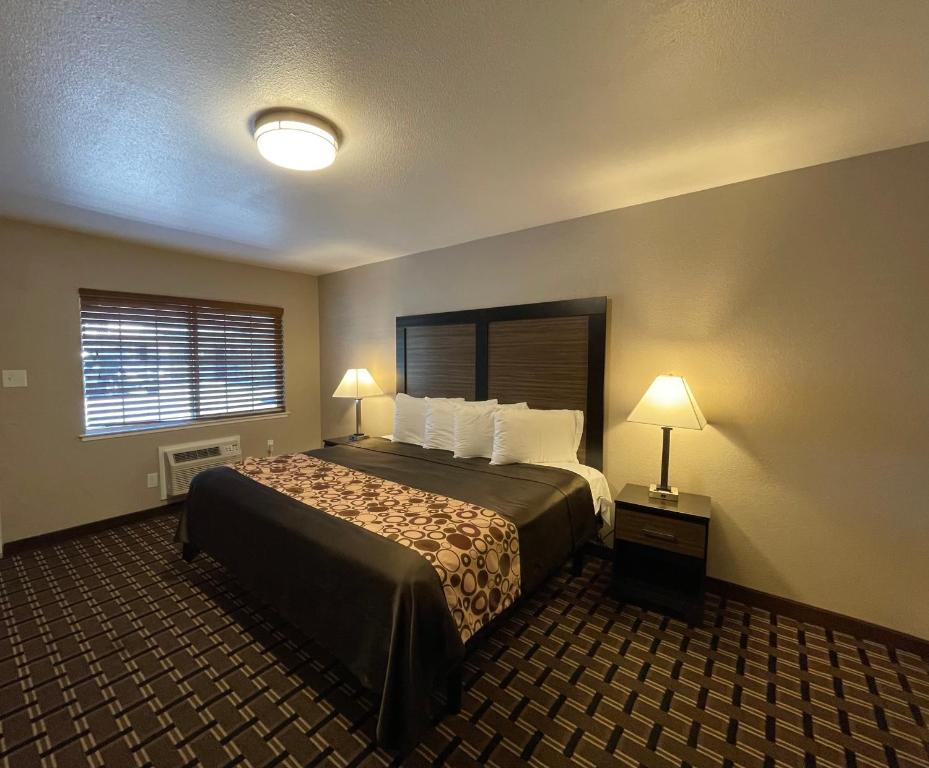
{"left": 627, "top": 374, "right": 706, "bottom": 501}
{"left": 332, "top": 368, "right": 383, "bottom": 440}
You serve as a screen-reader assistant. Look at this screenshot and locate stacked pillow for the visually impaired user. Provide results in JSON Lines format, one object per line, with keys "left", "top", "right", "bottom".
{"left": 453, "top": 401, "right": 526, "bottom": 459}
{"left": 490, "top": 408, "right": 583, "bottom": 465}
{"left": 392, "top": 393, "right": 583, "bottom": 465}
{"left": 392, "top": 393, "right": 463, "bottom": 445}
{"left": 424, "top": 398, "right": 497, "bottom": 451}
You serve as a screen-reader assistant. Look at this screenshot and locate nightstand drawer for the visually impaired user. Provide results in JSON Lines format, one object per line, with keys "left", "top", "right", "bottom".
{"left": 616, "top": 510, "right": 706, "bottom": 558}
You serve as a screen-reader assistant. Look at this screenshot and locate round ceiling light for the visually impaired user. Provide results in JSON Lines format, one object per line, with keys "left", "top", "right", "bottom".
{"left": 253, "top": 110, "right": 339, "bottom": 171}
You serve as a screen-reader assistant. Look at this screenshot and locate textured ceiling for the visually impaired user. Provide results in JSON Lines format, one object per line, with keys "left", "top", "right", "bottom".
{"left": 2, "top": 1, "right": 928, "bottom": 274}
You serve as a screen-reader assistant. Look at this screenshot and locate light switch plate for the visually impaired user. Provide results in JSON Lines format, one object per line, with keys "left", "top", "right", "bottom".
{"left": 2, "top": 370, "right": 27, "bottom": 388}
{"left": 146, "top": 472, "right": 159, "bottom": 488}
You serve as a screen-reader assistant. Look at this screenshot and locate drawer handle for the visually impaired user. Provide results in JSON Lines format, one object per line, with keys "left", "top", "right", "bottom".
{"left": 642, "top": 527, "right": 676, "bottom": 542}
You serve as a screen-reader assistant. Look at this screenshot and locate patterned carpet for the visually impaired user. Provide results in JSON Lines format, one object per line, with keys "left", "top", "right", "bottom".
{"left": 1, "top": 513, "right": 927, "bottom": 768}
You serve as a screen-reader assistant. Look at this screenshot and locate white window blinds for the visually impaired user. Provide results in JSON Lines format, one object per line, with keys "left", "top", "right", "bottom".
{"left": 79, "top": 289, "right": 285, "bottom": 435}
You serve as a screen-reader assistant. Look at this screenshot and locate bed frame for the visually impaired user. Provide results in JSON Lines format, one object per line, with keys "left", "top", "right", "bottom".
{"left": 396, "top": 296, "right": 608, "bottom": 469}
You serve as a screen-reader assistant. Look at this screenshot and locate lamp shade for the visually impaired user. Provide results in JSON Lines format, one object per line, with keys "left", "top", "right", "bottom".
{"left": 332, "top": 368, "right": 383, "bottom": 399}
{"left": 627, "top": 375, "right": 706, "bottom": 430}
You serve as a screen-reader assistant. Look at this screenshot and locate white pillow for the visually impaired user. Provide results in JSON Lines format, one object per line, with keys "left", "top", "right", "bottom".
{"left": 454, "top": 402, "right": 527, "bottom": 459}
{"left": 490, "top": 408, "right": 584, "bottom": 465}
{"left": 424, "top": 399, "right": 497, "bottom": 451}
{"left": 392, "top": 394, "right": 464, "bottom": 446}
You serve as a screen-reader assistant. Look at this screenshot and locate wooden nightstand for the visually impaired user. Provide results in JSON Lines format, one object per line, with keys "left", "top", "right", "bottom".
{"left": 322, "top": 435, "right": 364, "bottom": 447}
{"left": 613, "top": 483, "right": 711, "bottom": 625}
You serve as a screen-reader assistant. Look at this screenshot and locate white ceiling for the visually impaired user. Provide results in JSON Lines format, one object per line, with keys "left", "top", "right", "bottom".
{"left": 2, "top": 1, "right": 928, "bottom": 275}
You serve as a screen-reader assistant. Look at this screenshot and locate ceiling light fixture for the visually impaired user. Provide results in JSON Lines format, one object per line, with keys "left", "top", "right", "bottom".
{"left": 253, "top": 110, "right": 339, "bottom": 171}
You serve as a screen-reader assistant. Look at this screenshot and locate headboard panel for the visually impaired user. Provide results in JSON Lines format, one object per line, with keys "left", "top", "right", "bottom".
{"left": 488, "top": 315, "right": 591, "bottom": 463}
{"left": 404, "top": 324, "right": 476, "bottom": 399}
{"left": 396, "top": 297, "right": 607, "bottom": 469}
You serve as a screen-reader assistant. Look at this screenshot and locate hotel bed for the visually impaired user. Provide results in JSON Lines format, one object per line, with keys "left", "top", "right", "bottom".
{"left": 177, "top": 296, "right": 608, "bottom": 749}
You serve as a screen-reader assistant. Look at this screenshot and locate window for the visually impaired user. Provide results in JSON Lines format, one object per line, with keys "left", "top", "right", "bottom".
{"left": 79, "top": 289, "right": 285, "bottom": 436}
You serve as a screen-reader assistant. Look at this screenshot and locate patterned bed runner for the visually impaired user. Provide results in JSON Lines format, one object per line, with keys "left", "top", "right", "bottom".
{"left": 233, "top": 453, "right": 521, "bottom": 642}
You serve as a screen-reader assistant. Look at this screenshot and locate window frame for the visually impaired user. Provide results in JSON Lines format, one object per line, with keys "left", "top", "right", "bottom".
{"left": 78, "top": 289, "right": 286, "bottom": 438}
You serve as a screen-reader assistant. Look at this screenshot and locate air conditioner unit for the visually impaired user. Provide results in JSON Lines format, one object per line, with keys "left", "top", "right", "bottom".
{"left": 158, "top": 435, "right": 241, "bottom": 499}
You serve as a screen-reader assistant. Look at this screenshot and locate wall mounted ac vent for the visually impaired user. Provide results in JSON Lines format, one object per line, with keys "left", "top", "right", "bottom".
{"left": 173, "top": 447, "right": 221, "bottom": 463}
{"left": 158, "top": 435, "right": 241, "bottom": 499}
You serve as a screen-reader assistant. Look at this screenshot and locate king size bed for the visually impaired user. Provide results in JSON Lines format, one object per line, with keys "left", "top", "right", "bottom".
{"left": 176, "top": 297, "right": 609, "bottom": 749}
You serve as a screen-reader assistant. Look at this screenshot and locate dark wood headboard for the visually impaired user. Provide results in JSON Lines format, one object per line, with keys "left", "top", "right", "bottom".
{"left": 396, "top": 297, "right": 607, "bottom": 469}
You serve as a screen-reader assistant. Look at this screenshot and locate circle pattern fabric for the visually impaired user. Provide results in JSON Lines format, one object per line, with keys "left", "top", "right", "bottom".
{"left": 236, "top": 454, "right": 521, "bottom": 642}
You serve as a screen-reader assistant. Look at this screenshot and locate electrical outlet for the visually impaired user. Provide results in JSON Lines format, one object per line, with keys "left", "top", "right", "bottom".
{"left": 266, "top": 439, "right": 275, "bottom": 457}
{"left": 147, "top": 472, "right": 159, "bottom": 488}
{"left": 2, "top": 370, "right": 27, "bottom": 388}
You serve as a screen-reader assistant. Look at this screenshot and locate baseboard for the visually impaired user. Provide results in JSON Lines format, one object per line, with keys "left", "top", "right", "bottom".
{"left": 704, "top": 577, "right": 928, "bottom": 657}
{"left": 584, "top": 542, "right": 927, "bottom": 657}
{"left": 2, "top": 502, "right": 183, "bottom": 557}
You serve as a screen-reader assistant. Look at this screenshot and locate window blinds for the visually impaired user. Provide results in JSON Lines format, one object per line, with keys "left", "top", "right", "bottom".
{"left": 79, "top": 289, "right": 284, "bottom": 435}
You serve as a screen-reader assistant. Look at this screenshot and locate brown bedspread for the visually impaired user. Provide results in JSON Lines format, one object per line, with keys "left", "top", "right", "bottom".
{"left": 234, "top": 453, "right": 521, "bottom": 642}
{"left": 178, "top": 437, "right": 596, "bottom": 749}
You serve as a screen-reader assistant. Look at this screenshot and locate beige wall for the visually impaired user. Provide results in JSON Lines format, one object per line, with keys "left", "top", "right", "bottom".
{"left": 0, "top": 219, "right": 321, "bottom": 545}
{"left": 319, "top": 142, "right": 929, "bottom": 640}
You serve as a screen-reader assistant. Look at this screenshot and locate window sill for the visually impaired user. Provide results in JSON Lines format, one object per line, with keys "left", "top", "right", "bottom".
{"left": 79, "top": 411, "right": 290, "bottom": 441}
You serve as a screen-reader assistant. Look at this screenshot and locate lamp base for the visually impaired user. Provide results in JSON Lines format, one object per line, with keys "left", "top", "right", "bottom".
{"left": 648, "top": 484, "right": 679, "bottom": 502}
{"left": 349, "top": 433, "right": 366, "bottom": 442}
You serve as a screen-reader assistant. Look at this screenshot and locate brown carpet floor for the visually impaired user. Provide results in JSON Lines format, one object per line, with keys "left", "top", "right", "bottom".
{"left": 1, "top": 512, "right": 927, "bottom": 768}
